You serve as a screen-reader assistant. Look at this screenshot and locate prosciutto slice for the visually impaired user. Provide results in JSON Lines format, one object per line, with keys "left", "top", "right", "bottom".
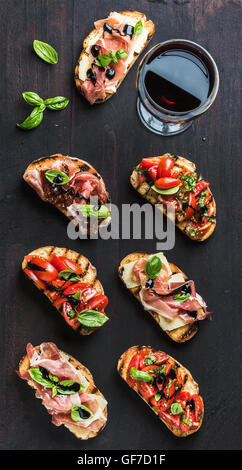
{"left": 18, "top": 343, "right": 107, "bottom": 433}
{"left": 68, "top": 171, "right": 108, "bottom": 204}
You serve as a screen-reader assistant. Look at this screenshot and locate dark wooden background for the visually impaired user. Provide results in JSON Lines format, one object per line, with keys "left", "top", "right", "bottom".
{"left": 0, "top": 0, "right": 241, "bottom": 451}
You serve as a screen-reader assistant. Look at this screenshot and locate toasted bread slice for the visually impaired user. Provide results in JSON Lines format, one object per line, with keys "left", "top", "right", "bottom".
{"left": 23, "top": 153, "right": 110, "bottom": 225}
{"left": 117, "top": 345, "right": 204, "bottom": 437}
{"left": 118, "top": 252, "right": 200, "bottom": 343}
{"left": 131, "top": 154, "right": 216, "bottom": 242}
{"left": 22, "top": 246, "right": 106, "bottom": 335}
{"left": 75, "top": 11, "right": 155, "bottom": 104}
{"left": 18, "top": 344, "right": 107, "bottom": 439}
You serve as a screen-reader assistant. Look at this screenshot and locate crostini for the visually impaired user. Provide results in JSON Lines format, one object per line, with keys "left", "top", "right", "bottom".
{"left": 22, "top": 246, "right": 109, "bottom": 335}
{"left": 118, "top": 252, "right": 209, "bottom": 343}
{"left": 131, "top": 153, "right": 216, "bottom": 241}
{"left": 23, "top": 153, "right": 110, "bottom": 234}
{"left": 117, "top": 345, "right": 204, "bottom": 437}
{"left": 75, "top": 11, "right": 155, "bottom": 104}
{"left": 18, "top": 342, "right": 107, "bottom": 439}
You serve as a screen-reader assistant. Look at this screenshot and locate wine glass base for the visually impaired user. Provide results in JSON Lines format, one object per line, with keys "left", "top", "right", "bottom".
{"left": 137, "top": 98, "right": 193, "bottom": 136}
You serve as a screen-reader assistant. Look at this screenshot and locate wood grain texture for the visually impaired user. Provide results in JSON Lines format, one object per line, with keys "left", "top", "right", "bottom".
{"left": 0, "top": 0, "right": 241, "bottom": 450}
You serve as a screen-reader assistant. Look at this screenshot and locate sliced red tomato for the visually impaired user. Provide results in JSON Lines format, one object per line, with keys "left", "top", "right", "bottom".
{"left": 53, "top": 296, "right": 67, "bottom": 308}
{"left": 157, "top": 155, "right": 175, "bottom": 178}
{"left": 150, "top": 395, "right": 161, "bottom": 406}
{"left": 138, "top": 348, "right": 152, "bottom": 369}
{"left": 180, "top": 405, "right": 194, "bottom": 432}
{"left": 155, "top": 177, "right": 181, "bottom": 189}
{"left": 85, "top": 295, "right": 108, "bottom": 312}
{"left": 194, "top": 180, "right": 210, "bottom": 196}
{"left": 192, "top": 394, "right": 203, "bottom": 422}
{"left": 159, "top": 396, "right": 174, "bottom": 412}
{"left": 175, "top": 391, "right": 191, "bottom": 408}
{"left": 156, "top": 378, "right": 165, "bottom": 391}
{"left": 137, "top": 381, "right": 157, "bottom": 399}
{"left": 25, "top": 256, "right": 58, "bottom": 282}
{"left": 50, "top": 254, "right": 83, "bottom": 274}
{"left": 23, "top": 268, "right": 46, "bottom": 290}
{"left": 160, "top": 410, "right": 181, "bottom": 428}
{"left": 141, "top": 157, "right": 160, "bottom": 169}
{"left": 140, "top": 352, "right": 168, "bottom": 369}
{"left": 163, "top": 379, "right": 175, "bottom": 399}
{"left": 63, "top": 282, "right": 90, "bottom": 296}
{"left": 141, "top": 365, "right": 160, "bottom": 376}
{"left": 184, "top": 192, "right": 196, "bottom": 219}
{"left": 127, "top": 354, "right": 140, "bottom": 387}
{"left": 62, "top": 301, "right": 79, "bottom": 330}
{"left": 147, "top": 166, "right": 158, "bottom": 181}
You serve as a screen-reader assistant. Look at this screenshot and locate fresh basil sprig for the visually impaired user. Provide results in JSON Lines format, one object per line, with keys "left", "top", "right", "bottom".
{"left": 33, "top": 40, "right": 58, "bottom": 64}
{"left": 130, "top": 367, "right": 154, "bottom": 382}
{"left": 58, "top": 269, "right": 82, "bottom": 281}
{"left": 134, "top": 20, "right": 143, "bottom": 36}
{"left": 144, "top": 255, "right": 162, "bottom": 280}
{"left": 28, "top": 368, "right": 84, "bottom": 397}
{"left": 71, "top": 404, "right": 93, "bottom": 422}
{"left": 170, "top": 403, "right": 184, "bottom": 415}
{"left": 78, "top": 204, "right": 110, "bottom": 219}
{"left": 45, "top": 169, "right": 70, "bottom": 185}
{"left": 22, "top": 92, "right": 44, "bottom": 107}
{"left": 77, "top": 310, "right": 109, "bottom": 328}
{"left": 44, "top": 96, "right": 69, "bottom": 110}
{"left": 17, "top": 105, "right": 45, "bottom": 130}
{"left": 95, "top": 49, "right": 128, "bottom": 68}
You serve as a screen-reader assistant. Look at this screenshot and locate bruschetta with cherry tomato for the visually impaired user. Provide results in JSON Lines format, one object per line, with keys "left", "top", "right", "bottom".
{"left": 117, "top": 346, "right": 204, "bottom": 437}
{"left": 18, "top": 342, "right": 107, "bottom": 439}
{"left": 131, "top": 153, "right": 216, "bottom": 241}
{"left": 22, "top": 246, "right": 109, "bottom": 335}
{"left": 23, "top": 154, "right": 110, "bottom": 235}
{"left": 118, "top": 252, "right": 210, "bottom": 343}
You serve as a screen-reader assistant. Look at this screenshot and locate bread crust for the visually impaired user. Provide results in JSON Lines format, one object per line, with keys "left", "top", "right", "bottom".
{"left": 23, "top": 153, "right": 110, "bottom": 223}
{"left": 118, "top": 252, "right": 199, "bottom": 343}
{"left": 130, "top": 155, "right": 216, "bottom": 242}
{"left": 18, "top": 344, "right": 107, "bottom": 439}
{"left": 22, "top": 246, "right": 105, "bottom": 335}
{"left": 117, "top": 345, "right": 204, "bottom": 437}
{"left": 74, "top": 11, "right": 155, "bottom": 104}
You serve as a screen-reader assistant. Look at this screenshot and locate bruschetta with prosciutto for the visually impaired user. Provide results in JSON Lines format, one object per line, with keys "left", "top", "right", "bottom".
{"left": 131, "top": 153, "right": 216, "bottom": 241}
{"left": 75, "top": 11, "right": 155, "bottom": 104}
{"left": 23, "top": 154, "right": 110, "bottom": 234}
{"left": 18, "top": 342, "right": 107, "bottom": 439}
{"left": 118, "top": 252, "right": 210, "bottom": 343}
{"left": 117, "top": 345, "right": 204, "bottom": 437}
{"left": 22, "top": 246, "right": 109, "bottom": 335}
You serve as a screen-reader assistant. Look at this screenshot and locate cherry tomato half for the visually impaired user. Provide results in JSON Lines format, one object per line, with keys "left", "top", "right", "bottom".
{"left": 184, "top": 192, "right": 196, "bottom": 219}
{"left": 63, "top": 282, "right": 90, "bottom": 296}
{"left": 50, "top": 254, "right": 83, "bottom": 275}
{"left": 157, "top": 155, "right": 175, "bottom": 178}
{"left": 25, "top": 256, "right": 58, "bottom": 282}
{"left": 192, "top": 394, "right": 203, "bottom": 422}
{"left": 127, "top": 354, "right": 140, "bottom": 387}
{"left": 154, "top": 177, "right": 181, "bottom": 190}
{"left": 85, "top": 295, "right": 108, "bottom": 312}
{"left": 137, "top": 381, "right": 157, "bottom": 399}
{"left": 62, "top": 301, "right": 79, "bottom": 330}
{"left": 141, "top": 157, "right": 160, "bottom": 169}
{"left": 175, "top": 391, "right": 191, "bottom": 408}
{"left": 23, "top": 268, "right": 46, "bottom": 290}
{"left": 147, "top": 166, "right": 158, "bottom": 181}
{"left": 159, "top": 396, "right": 174, "bottom": 412}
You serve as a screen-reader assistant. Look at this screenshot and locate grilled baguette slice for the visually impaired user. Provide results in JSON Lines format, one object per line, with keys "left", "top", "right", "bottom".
{"left": 22, "top": 246, "right": 106, "bottom": 335}
{"left": 118, "top": 252, "right": 199, "bottom": 343}
{"left": 117, "top": 345, "right": 204, "bottom": 437}
{"left": 131, "top": 154, "right": 216, "bottom": 242}
{"left": 18, "top": 344, "right": 107, "bottom": 440}
{"left": 75, "top": 10, "right": 155, "bottom": 104}
{"left": 23, "top": 153, "right": 110, "bottom": 223}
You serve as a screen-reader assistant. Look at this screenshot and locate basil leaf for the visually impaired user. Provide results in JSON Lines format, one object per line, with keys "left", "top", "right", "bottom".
{"left": 116, "top": 49, "right": 128, "bottom": 60}
{"left": 154, "top": 392, "right": 161, "bottom": 401}
{"left": 77, "top": 310, "right": 109, "bottom": 328}
{"left": 33, "top": 40, "right": 58, "bottom": 64}
{"left": 173, "top": 293, "right": 190, "bottom": 302}
{"left": 44, "top": 96, "right": 69, "bottom": 111}
{"left": 109, "top": 50, "right": 118, "bottom": 65}
{"left": 17, "top": 106, "right": 45, "bottom": 130}
{"left": 97, "top": 53, "right": 112, "bottom": 67}
{"left": 130, "top": 367, "right": 153, "bottom": 382}
{"left": 78, "top": 204, "right": 110, "bottom": 219}
{"left": 170, "top": 403, "right": 184, "bottom": 415}
{"left": 57, "top": 380, "right": 84, "bottom": 395}
{"left": 58, "top": 269, "right": 82, "bottom": 281}
{"left": 52, "top": 386, "right": 58, "bottom": 397}
{"left": 182, "top": 414, "right": 193, "bottom": 427}
{"left": 73, "top": 290, "right": 81, "bottom": 300}
{"left": 45, "top": 169, "right": 70, "bottom": 185}
{"left": 28, "top": 368, "right": 53, "bottom": 388}
{"left": 144, "top": 255, "right": 162, "bottom": 279}
{"left": 144, "top": 356, "right": 157, "bottom": 366}
{"left": 22, "top": 92, "right": 44, "bottom": 106}
{"left": 71, "top": 404, "right": 93, "bottom": 422}
{"left": 134, "top": 20, "right": 143, "bottom": 36}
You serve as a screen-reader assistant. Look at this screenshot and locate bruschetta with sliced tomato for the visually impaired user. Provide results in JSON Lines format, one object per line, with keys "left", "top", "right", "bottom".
{"left": 23, "top": 154, "right": 110, "bottom": 234}
{"left": 22, "top": 246, "right": 109, "bottom": 335}
{"left": 75, "top": 11, "right": 155, "bottom": 104}
{"left": 118, "top": 252, "right": 210, "bottom": 343}
{"left": 18, "top": 342, "right": 107, "bottom": 439}
{"left": 131, "top": 153, "right": 216, "bottom": 241}
{"left": 117, "top": 345, "right": 204, "bottom": 437}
